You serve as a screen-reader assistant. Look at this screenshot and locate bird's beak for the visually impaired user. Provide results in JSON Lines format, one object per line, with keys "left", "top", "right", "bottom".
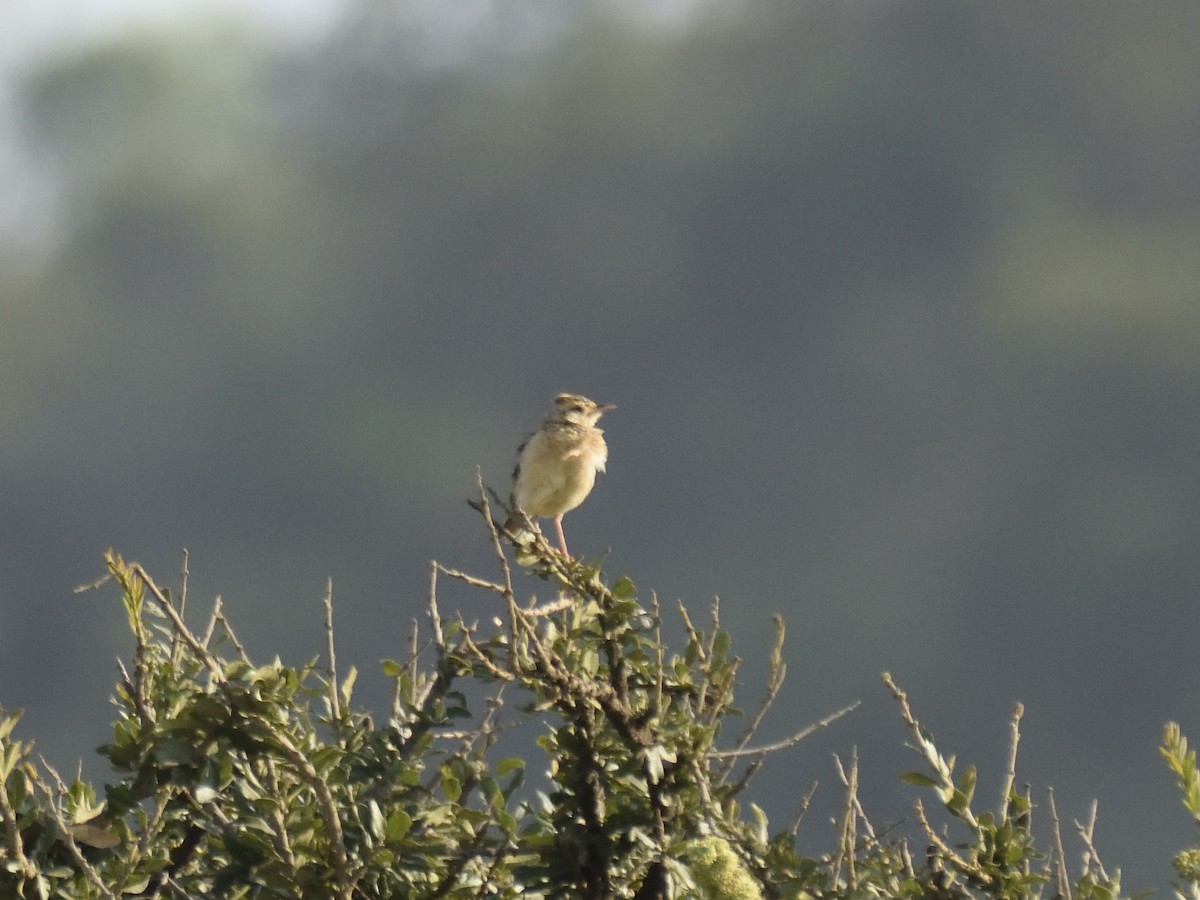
{"left": 598, "top": 403, "right": 617, "bottom": 413}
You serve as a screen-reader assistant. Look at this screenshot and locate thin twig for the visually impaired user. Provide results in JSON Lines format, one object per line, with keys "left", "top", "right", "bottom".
{"left": 116, "top": 656, "right": 152, "bottom": 730}
{"left": 73, "top": 572, "right": 113, "bottom": 594}
{"left": 1047, "top": 788, "right": 1072, "bottom": 900}
{"left": 998, "top": 701, "right": 1023, "bottom": 822}
{"left": 428, "top": 562, "right": 445, "bottom": 650}
{"left": 899, "top": 840, "right": 916, "bottom": 878}
{"left": 689, "top": 759, "right": 718, "bottom": 824}
{"left": 676, "top": 602, "right": 705, "bottom": 663}
{"left": 677, "top": 601, "right": 711, "bottom": 719}
{"left": 459, "top": 626, "right": 517, "bottom": 683}
{"left": 435, "top": 564, "right": 509, "bottom": 596}
{"left": 265, "top": 732, "right": 354, "bottom": 896}
{"left": 214, "top": 607, "right": 251, "bottom": 664}
{"left": 651, "top": 593, "right": 664, "bottom": 722}
{"left": 707, "top": 597, "right": 721, "bottom": 660}
{"left": 729, "top": 615, "right": 787, "bottom": 754}
{"left": 170, "top": 549, "right": 190, "bottom": 666}
{"left": 474, "top": 469, "right": 515, "bottom": 603}
{"left": 914, "top": 799, "right": 983, "bottom": 885}
{"left": 787, "top": 782, "right": 818, "bottom": 838}
{"left": 468, "top": 478, "right": 537, "bottom": 656}
{"left": 716, "top": 615, "right": 787, "bottom": 782}
{"left": 36, "top": 758, "right": 117, "bottom": 900}
{"left": 1074, "top": 798, "right": 1109, "bottom": 883}
{"left": 123, "top": 788, "right": 172, "bottom": 893}
{"left": 178, "top": 548, "right": 190, "bottom": 618}
{"left": 831, "top": 749, "right": 859, "bottom": 889}
{"left": 833, "top": 749, "right": 878, "bottom": 845}
{"left": 407, "top": 618, "right": 421, "bottom": 707}
{"left": 122, "top": 561, "right": 355, "bottom": 898}
{"left": 265, "top": 757, "right": 298, "bottom": 870}
{"left": 527, "top": 596, "right": 573, "bottom": 617}
{"left": 883, "top": 672, "right": 979, "bottom": 832}
{"left": 130, "top": 564, "right": 226, "bottom": 683}
{"left": 200, "top": 596, "right": 222, "bottom": 651}
{"left": 0, "top": 755, "right": 35, "bottom": 886}
{"left": 711, "top": 701, "right": 860, "bottom": 758}
{"left": 324, "top": 578, "right": 341, "bottom": 725}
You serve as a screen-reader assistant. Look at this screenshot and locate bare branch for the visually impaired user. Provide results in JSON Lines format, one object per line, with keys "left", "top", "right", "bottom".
{"left": 787, "top": 781, "right": 818, "bottom": 839}
{"left": 324, "top": 578, "right": 341, "bottom": 726}
{"left": 913, "top": 799, "right": 985, "bottom": 887}
{"left": 473, "top": 469, "right": 515, "bottom": 603}
{"left": 717, "top": 615, "right": 788, "bottom": 782}
{"left": 883, "top": 672, "right": 979, "bottom": 832}
{"left": 1047, "top": 788, "right": 1072, "bottom": 900}
{"left": 130, "top": 563, "right": 226, "bottom": 683}
{"left": 35, "top": 758, "right": 117, "bottom": 900}
{"left": 0, "top": 753, "right": 36, "bottom": 888}
{"left": 178, "top": 548, "right": 190, "bottom": 617}
{"left": 428, "top": 562, "right": 445, "bottom": 650}
{"left": 527, "top": 595, "right": 573, "bottom": 617}
{"left": 1074, "top": 799, "right": 1109, "bottom": 883}
{"left": 200, "top": 595, "right": 222, "bottom": 650}
{"left": 214, "top": 603, "right": 251, "bottom": 664}
{"left": 711, "top": 701, "right": 860, "bottom": 759}
{"left": 170, "top": 548, "right": 191, "bottom": 666}
{"left": 435, "top": 564, "right": 509, "bottom": 596}
{"left": 830, "top": 749, "right": 859, "bottom": 889}
{"left": 998, "top": 701, "right": 1024, "bottom": 822}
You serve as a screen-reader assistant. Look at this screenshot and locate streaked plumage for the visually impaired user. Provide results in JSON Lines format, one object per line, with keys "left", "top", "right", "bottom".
{"left": 507, "top": 393, "right": 615, "bottom": 557}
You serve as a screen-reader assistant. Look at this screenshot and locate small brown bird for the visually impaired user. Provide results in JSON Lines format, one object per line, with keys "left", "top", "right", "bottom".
{"left": 506, "top": 393, "right": 615, "bottom": 557}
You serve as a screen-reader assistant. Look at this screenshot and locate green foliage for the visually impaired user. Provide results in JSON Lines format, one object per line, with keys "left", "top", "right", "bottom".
{"left": 1162, "top": 723, "right": 1200, "bottom": 896}
{"left": 1163, "top": 723, "right": 1200, "bottom": 823}
{"left": 683, "top": 835, "right": 762, "bottom": 900}
{"left": 0, "top": 496, "right": 1189, "bottom": 896}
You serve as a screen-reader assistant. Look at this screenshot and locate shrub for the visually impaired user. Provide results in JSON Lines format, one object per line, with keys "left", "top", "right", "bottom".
{"left": 0, "top": 481, "right": 1180, "bottom": 897}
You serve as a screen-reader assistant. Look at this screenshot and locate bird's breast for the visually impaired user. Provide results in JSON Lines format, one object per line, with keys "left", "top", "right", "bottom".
{"left": 513, "top": 430, "right": 607, "bottom": 517}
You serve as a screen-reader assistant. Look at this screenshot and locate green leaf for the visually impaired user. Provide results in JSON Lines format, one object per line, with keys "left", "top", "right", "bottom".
{"left": 0, "top": 708, "right": 23, "bottom": 742}
{"left": 310, "top": 745, "right": 344, "bottom": 774}
{"left": 750, "top": 803, "right": 769, "bottom": 848}
{"left": 712, "top": 631, "right": 732, "bottom": 658}
{"left": 0, "top": 743, "right": 24, "bottom": 780}
{"left": 945, "top": 789, "right": 970, "bottom": 817}
{"left": 340, "top": 666, "right": 358, "bottom": 706}
{"left": 150, "top": 738, "right": 196, "bottom": 766}
{"left": 643, "top": 745, "right": 677, "bottom": 784}
{"left": 579, "top": 648, "right": 599, "bottom": 677}
{"left": 367, "top": 799, "right": 385, "bottom": 841}
{"left": 68, "top": 822, "right": 120, "bottom": 849}
{"left": 496, "top": 810, "right": 518, "bottom": 835}
{"left": 480, "top": 777, "right": 503, "bottom": 809}
{"left": 612, "top": 576, "right": 637, "bottom": 600}
{"left": 385, "top": 809, "right": 412, "bottom": 842}
{"left": 497, "top": 757, "right": 525, "bottom": 778}
{"left": 958, "top": 764, "right": 977, "bottom": 803}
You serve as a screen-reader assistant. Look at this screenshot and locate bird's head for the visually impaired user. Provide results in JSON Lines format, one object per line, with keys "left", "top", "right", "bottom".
{"left": 553, "top": 393, "right": 616, "bottom": 426}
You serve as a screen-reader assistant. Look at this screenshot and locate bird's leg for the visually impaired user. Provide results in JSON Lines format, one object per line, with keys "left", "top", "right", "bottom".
{"left": 553, "top": 516, "right": 570, "bottom": 557}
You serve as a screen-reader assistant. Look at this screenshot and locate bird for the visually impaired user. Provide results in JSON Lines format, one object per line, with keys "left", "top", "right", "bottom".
{"left": 505, "top": 393, "right": 615, "bottom": 557}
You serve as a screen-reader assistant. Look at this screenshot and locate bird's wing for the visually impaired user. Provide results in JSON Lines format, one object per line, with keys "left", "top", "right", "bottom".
{"left": 510, "top": 430, "right": 536, "bottom": 504}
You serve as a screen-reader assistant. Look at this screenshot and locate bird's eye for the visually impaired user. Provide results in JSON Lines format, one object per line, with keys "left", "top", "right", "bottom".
{"left": 572, "top": 405, "right": 584, "bottom": 413}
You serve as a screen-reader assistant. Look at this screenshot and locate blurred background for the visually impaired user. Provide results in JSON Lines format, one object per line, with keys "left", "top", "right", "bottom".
{"left": 3, "top": 0, "right": 1200, "bottom": 888}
